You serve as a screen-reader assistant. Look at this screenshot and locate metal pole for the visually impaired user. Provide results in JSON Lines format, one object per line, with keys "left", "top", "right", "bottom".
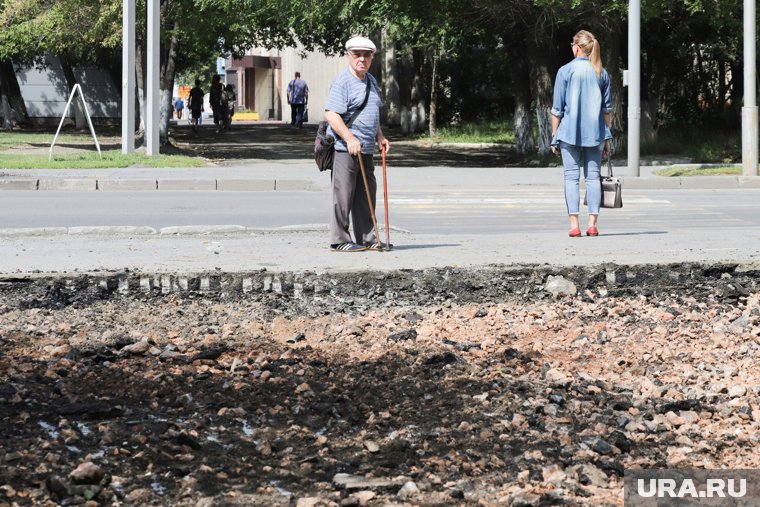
{"left": 627, "top": 0, "right": 641, "bottom": 177}
{"left": 743, "top": 0, "right": 758, "bottom": 176}
{"left": 146, "top": 0, "right": 160, "bottom": 155}
{"left": 121, "top": 0, "right": 135, "bottom": 153}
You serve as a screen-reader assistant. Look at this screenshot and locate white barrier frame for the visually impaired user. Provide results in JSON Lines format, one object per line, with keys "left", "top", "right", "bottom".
{"left": 49, "top": 83, "right": 102, "bottom": 161}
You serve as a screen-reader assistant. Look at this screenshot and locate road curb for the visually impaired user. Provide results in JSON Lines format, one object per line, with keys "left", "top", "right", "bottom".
{"left": 0, "top": 224, "right": 338, "bottom": 237}
{"left": 1, "top": 176, "right": 759, "bottom": 191}
{"left": 0, "top": 178, "right": 324, "bottom": 192}
{"left": 98, "top": 179, "right": 157, "bottom": 191}
{"left": 0, "top": 262, "right": 756, "bottom": 299}
{"left": 0, "top": 179, "right": 38, "bottom": 190}
{"left": 38, "top": 179, "right": 97, "bottom": 191}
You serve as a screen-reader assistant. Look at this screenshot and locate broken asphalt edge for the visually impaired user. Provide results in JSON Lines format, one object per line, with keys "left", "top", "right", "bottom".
{"left": 1, "top": 262, "right": 757, "bottom": 305}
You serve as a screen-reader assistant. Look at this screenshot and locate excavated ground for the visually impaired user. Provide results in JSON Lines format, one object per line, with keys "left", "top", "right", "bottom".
{"left": 0, "top": 263, "right": 759, "bottom": 506}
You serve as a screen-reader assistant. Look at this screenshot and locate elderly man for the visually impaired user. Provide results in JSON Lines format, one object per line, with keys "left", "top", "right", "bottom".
{"left": 325, "top": 36, "right": 391, "bottom": 252}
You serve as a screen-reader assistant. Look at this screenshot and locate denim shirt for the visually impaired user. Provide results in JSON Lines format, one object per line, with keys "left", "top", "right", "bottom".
{"left": 550, "top": 57, "right": 612, "bottom": 147}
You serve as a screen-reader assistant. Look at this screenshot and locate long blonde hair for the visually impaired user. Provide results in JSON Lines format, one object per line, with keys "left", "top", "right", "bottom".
{"left": 573, "top": 30, "right": 602, "bottom": 78}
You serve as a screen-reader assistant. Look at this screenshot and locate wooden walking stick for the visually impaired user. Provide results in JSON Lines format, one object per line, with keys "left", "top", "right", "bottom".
{"left": 381, "top": 145, "right": 390, "bottom": 250}
{"left": 356, "top": 154, "right": 382, "bottom": 250}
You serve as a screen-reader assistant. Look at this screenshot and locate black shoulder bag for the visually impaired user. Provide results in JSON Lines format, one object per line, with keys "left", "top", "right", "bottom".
{"left": 314, "top": 79, "right": 372, "bottom": 172}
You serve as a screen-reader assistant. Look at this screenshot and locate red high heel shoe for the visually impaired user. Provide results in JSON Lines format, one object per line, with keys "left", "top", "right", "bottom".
{"left": 586, "top": 227, "right": 599, "bottom": 236}
{"left": 568, "top": 227, "right": 582, "bottom": 237}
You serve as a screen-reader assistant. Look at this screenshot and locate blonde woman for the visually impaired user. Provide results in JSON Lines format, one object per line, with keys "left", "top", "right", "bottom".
{"left": 550, "top": 30, "right": 612, "bottom": 237}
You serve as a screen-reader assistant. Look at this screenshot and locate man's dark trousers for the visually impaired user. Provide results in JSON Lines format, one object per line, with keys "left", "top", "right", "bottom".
{"left": 294, "top": 103, "right": 306, "bottom": 128}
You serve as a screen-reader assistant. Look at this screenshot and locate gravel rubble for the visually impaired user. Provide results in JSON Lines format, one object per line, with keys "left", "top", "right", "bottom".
{"left": 0, "top": 263, "right": 759, "bottom": 506}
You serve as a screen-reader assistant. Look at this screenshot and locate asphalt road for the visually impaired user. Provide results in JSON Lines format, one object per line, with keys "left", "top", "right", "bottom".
{"left": 0, "top": 188, "right": 755, "bottom": 235}
{"left": 0, "top": 186, "right": 758, "bottom": 274}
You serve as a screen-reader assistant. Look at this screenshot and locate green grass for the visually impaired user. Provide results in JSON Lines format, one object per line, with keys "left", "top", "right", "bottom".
{"left": 429, "top": 121, "right": 516, "bottom": 144}
{"left": 0, "top": 130, "right": 204, "bottom": 169}
{"left": 654, "top": 165, "right": 742, "bottom": 177}
{"left": 0, "top": 131, "right": 92, "bottom": 150}
{"left": 0, "top": 151, "right": 204, "bottom": 169}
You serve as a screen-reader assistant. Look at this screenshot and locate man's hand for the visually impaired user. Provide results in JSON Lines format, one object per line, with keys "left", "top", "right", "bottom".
{"left": 378, "top": 137, "right": 390, "bottom": 154}
{"left": 551, "top": 145, "right": 560, "bottom": 156}
{"left": 602, "top": 140, "right": 610, "bottom": 159}
{"left": 347, "top": 138, "right": 362, "bottom": 156}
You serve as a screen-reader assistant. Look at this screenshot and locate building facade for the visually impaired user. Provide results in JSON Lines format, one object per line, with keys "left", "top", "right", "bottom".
{"left": 227, "top": 43, "right": 345, "bottom": 124}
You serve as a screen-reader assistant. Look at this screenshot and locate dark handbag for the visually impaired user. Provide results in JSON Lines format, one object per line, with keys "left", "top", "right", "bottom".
{"left": 314, "top": 121, "right": 335, "bottom": 172}
{"left": 314, "top": 79, "right": 371, "bottom": 172}
{"left": 584, "top": 157, "right": 622, "bottom": 208}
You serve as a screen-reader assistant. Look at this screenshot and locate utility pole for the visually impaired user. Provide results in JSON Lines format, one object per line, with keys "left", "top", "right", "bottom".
{"left": 121, "top": 0, "right": 135, "bottom": 154}
{"left": 627, "top": 0, "right": 641, "bottom": 177}
{"left": 743, "top": 0, "right": 758, "bottom": 176}
{"left": 146, "top": 0, "right": 160, "bottom": 155}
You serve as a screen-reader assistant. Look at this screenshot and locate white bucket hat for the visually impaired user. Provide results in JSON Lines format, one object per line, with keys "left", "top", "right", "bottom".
{"left": 345, "top": 36, "right": 376, "bottom": 53}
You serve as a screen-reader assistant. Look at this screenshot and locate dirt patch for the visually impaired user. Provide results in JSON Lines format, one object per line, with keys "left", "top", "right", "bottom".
{"left": 1, "top": 264, "right": 759, "bottom": 505}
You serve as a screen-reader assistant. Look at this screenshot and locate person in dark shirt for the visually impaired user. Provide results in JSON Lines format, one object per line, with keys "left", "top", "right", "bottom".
{"left": 188, "top": 79, "right": 204, "bottom": 132}
{"left": 287, "top": 72, "right": 309, "bottom": 128}
{"left": 209, "top": 74, "right": 224, "bottom": 133}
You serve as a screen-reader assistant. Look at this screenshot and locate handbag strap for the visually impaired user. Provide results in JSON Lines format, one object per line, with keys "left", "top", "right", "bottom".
{"left": 606, "top": 156, "right": 614, "bottom": 178}
{"left": 345, "top": 78, "right": 372, "bottom": 128}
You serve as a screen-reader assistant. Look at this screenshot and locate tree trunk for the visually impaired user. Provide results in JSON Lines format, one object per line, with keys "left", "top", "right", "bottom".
{"left": 604, "top": 27, "right": 625, "bottom": 153}
{"left": 640, "top": 98, "right": 659, "bottom": 143}
{"left": 0, "top": 81, "right": 12, "bottom": 130}
{"left": 59, "top": 55, "right": 87, "bottom": 129}
{"left": 640, "top": 52, "right": 660, "bottom": 142}
{"left": 411, "top": 48, "right": 426, "bottom": 133}
{"left": 528, "top": 46, "right": 554, "bottom": 155}
{"left": 160, "top": 26, "right": 180, "bottom": 143}
{"left": 0, "top": 60, "right": 31, "bottom": 129}
{"left": 381, "top": 28, "right": 401, "bottom": 126}
{"left": 730, "top": 59, "right": 742, "bottom": 118}
{"left": 399, "top": 44, "right": 414, "bottom": 135}
{"left": 429, "top": 49, "right": 438, "bottom": 138}
{"left": 135, "top": 38, "right": 146, "bottom": 137}
{"left": 512, "top": 51, "right": 535, "bottom": 154}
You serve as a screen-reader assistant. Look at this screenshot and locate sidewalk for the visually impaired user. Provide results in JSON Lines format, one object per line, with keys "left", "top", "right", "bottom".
{"left": 2, "top": 163, "right": 760, "bottom": 191}
{"left": 3, "top": 122, "right": 758, "bottom": 190}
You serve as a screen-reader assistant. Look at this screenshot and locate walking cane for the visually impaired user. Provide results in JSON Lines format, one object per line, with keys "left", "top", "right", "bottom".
{"left": 356, "top": 154, "right": 382, "bottom": 250}
{"left": 381, "top": 145, "right": 390, "bottom": 250}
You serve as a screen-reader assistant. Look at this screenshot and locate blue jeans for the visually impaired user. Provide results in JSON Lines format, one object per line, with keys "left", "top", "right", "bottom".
{"left": 559, "top": 141, "right": 604, "bottom": 215}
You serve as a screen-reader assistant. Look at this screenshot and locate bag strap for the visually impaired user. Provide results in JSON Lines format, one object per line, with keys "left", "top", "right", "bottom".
{"left": 345, "top": 78, "right": 372, "bottom": 128}
{"left": 606, "top": 156, "right": 614, "bottom": 178}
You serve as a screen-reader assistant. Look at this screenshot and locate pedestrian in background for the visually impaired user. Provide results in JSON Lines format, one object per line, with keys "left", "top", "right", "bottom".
{"left": 188, "top": 79, "right": 204, "bottom": 132}
{"left": 209, "top": 74, "right": 224, "bottom": 133}
{"left": 324, "top": 36, "right": 390, "bottom": 252}
{"left": 174, "top": 96, "right": 184, "bottom": 120}
{"left": 550, "top": 29, "right": 612, "bottom": 237}
{"left": 222, "top": 84, "right": 236, "bottom": 130}
{"left": 287, "top": 72, "right": 309, "bottom": 128}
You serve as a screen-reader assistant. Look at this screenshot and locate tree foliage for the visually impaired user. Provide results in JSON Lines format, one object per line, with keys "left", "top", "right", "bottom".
{"left": 0, "top": 0, "right": 752, "bottom": 146}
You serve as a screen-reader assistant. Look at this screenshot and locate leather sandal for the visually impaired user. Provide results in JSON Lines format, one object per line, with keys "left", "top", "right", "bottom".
{"left": 586, "top": 227, "right": 599, "bottom": 237}
{"left": 568, "top": 227, "right": 582, "bottom": 237}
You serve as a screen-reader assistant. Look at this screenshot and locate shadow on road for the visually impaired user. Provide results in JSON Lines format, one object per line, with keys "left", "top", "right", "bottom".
{"left": 391, "top": 243, "right": 462, "bottom": 250}
{"left": 599, "top": 231, "right": 668, "bottom": 237}
{"left": 171, "top": 123, "right": 520, "bottom": 168}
